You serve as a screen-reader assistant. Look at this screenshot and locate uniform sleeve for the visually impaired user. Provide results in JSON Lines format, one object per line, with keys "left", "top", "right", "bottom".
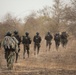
{"left": 51, "top": 35, "right": 53, "bottom": 39}
{"left": 29, "top": 37, "right": 32, "bottom": 44}
{"left": 12, "top": 37, "right": 19, "bottom": 44}
{"left": 39, "top": 36, "right": 42, "bottom": 43}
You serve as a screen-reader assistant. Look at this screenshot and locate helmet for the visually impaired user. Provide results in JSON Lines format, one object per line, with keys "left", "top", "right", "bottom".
{"left": 56, "top": 32, "right": 59, "bottom": 35}
{"left": 36, "top": 32, "right": 39, "bottom": 35}
{"left": 48, "top": 31, "right": 50, "bottom": 34}
{"left": 62, "top": 31, "right": 66, "bottom": 34}
{"left": 14, "top": 30, "right": 18, "bottom": 34}
{"left": 6, "top": 32, "right": 11, "bottom": 36}
{"left": 25, "top": 32, "right": 29, "bottom": 35}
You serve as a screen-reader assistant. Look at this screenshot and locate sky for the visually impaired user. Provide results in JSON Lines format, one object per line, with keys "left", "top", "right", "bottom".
{"left": 0, "top": 0, "right": 54, "bottom": 21}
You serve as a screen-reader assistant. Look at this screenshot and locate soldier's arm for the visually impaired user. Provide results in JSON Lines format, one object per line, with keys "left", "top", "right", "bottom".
{"left": 40, "top": 36, "right": 42, "bottom": 42}
{"left": 12, "top": 37, "right": 19, "bottom": 44}
{"left": 19, "top": 36, "right": 21, "bottom": 43}
{"left": 29, "top": 37, "right": 32, "bottom": 44}
{"left": 51, "top": 35, "right": 53, "bottom": 39}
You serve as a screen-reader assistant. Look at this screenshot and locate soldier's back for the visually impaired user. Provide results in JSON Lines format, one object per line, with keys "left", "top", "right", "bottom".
{"left": 22, "top": 36, "right": 31, "bottom": 44}
{"left": 34, "top": 35, "right": 41, "bottom": 44}
{"left": 45, "top": 34, "right": 52, "bottom": 41}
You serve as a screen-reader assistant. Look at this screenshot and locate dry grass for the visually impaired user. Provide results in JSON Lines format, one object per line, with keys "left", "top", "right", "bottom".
{"left": 0, "top": 36, "right": 76, "bottom": 75}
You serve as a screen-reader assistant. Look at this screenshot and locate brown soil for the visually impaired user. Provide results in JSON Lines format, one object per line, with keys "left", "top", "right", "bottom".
{"left": 0, "top": 37, "right": 76, "bottom": 75}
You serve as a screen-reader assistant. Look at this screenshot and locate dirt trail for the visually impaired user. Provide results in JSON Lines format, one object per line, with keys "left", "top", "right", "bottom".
{"left": 0, "top": 37, "right": 76, "bottom": 75}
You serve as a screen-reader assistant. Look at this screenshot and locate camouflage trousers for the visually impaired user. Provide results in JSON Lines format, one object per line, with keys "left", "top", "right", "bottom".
{"left": 5, "top": 51, "right": 15, "bottom": 70}
{"left": 15, "top": 45, "right": 20, "bottom": 63}
{"left": 61, "top": 39, "right": 68, "bottom": 47}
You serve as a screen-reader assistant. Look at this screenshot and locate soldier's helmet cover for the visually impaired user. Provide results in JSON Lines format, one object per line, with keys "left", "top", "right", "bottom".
{"left": 36, "top": 32, "right": 39, "bottom": 35}
{"left": 14, "top": 30, "right": 18, "bottom": 34}
{"left": 48, "top": 31, "right": 50, "bottom": 34}
{"left": 25, "top": 32, "right": 29, "bottom": 35}
{"left": 56, "top": 32, "right": 60, "bottom": 35}
{"left": 6, "top": 31, "right": 12, "bottom": 36}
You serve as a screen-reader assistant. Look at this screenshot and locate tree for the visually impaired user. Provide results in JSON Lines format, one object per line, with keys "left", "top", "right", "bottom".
{"left": 0, "top": 13, "right": 22, "bottom": 38}
{"left": 67, "top": 0, "right": 76, "bottom": 36}
{"left": 52, "top": 0, "right": 64, "bottom": 26}
{"left": 37, "top": 6, "right": 51, "bottom": 17}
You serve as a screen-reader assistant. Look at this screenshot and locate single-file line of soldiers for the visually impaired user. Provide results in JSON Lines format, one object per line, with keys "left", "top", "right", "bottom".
{"left": 2, "top": 31, "right": 68, "bottom": 70}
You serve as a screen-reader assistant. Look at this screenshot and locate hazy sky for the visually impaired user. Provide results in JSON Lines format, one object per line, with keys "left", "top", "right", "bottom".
{"left": 0, "top": 0, "right": 53, "bottom": 20}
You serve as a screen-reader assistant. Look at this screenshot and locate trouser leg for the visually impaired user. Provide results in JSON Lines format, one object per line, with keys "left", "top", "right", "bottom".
{"left": 37, "top": 44, "right": 40, "bottom": 54}
{"left": 23, "top": 44, "right": 26, "bottom": 59}
{"left": 27, "top": 46, "right": 29, "bottom": 58}
{"left": 15, "top": 53, "right": 18, "bottom": 63}
{"left": 15, "top": 45, "right": 20, "bottom": 63}
{"left": 49, "top": 43, "right": 51, "bottom": 50}
{"left": 34, "top": 44, "right": 36, "bottom": 55}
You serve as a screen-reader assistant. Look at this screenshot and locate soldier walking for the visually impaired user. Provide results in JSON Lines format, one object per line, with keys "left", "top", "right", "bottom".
{"left": 45, "top": 32, "right": 53, "bottom": 51}
{"left": 60, "top": 31, "right": 68, "bottom": 48}
{"left": 2, "top": 32, "right": 18, "bottom": 69}
{"left": 54, "top": 32, "right": 61, "bottom": 50}
{"left": 22, "top": 32, "right": 31, "bottom": 59}
{"left": 33, "top": 32, "right": 42, "bottom": 55}
{"left": 13, "top": 30, "right": 21, "bottom": 63}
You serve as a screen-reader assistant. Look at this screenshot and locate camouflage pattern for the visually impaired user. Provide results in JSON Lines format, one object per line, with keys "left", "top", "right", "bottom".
{"left": 2, "top": 36, "right": 16, "bottom": 49}
{"left": 13, "top": 31, "right": 21, "bottom": 63}
{"left": 7, "top": 51, "right": 15, "bottom": 70}
{"left": 2, "top": 35, "right": 18, "bottom": 70}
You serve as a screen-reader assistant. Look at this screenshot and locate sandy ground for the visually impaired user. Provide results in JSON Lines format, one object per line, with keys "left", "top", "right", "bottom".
{"left": 0, "top": 37, "right": 76, "bottom": 75}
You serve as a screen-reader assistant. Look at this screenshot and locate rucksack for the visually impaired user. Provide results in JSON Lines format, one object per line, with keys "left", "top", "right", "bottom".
{"left": 22, "top": 36, "right": 31, "bottom": 44}
{"left": 61, "top": 32, "right": 67, "bottom": 39}
{"left": 3, "top": 36, "right": 16, "bottom": 49}
{"left": 34, "top": 36, "right": 41, "bottom": 43}
{"left": 45, "top": 34, "right": 52, "bottom": 41}
{"left": 54, "top": 34, "right": 60, "bottom": 41}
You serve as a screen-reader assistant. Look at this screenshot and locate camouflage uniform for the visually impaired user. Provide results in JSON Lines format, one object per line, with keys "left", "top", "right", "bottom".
{"left": 22, "top": 32, "right": 31, "bottom": 58}
{"left": 13, "top": 31, "right": 21, "bottom": 63}
{"left": 45, "top": 32, "right": 53, "bottom": 51}
{"left": 33, "top": 32, "right": 41, "bottom": 55}
{"left": 2, "top": 32, "right": 18, "bottom": 69}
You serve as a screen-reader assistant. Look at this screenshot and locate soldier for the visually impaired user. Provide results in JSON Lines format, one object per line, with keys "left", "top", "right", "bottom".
{"left": 60, "top": 31, "right": 68, "bottom": 48}
{"left": 54, "top": 32, "right": 61, "bottom": 50}
{"left": 33, "top": 32, "right": 42, "bottom": 55}
{"left": 22, "top": 32, "right": 31, "bottom": 59}
{"left": 2, "top": 32, "right": 18, "bottom": 70}
{"left": 13, "top": 30, "right": 21, "bottom": 63}
{"left": 45, "top": 32, "right": 53, "bottom": 51}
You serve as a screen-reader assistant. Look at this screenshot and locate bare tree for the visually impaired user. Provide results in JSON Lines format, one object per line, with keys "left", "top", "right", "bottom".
{"left": 52, "top": 0, "right": 64, "bottom": 26}
{"left": 0, "top": 13, "right": 22, "bottom": 38}
{"left": 37, "top": 6, "right": 51, "bottom": 17}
